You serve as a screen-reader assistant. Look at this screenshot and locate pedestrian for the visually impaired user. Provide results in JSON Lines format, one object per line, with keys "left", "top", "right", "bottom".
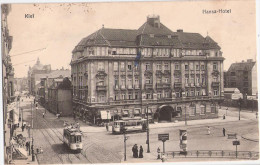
{"left": 223, "top": 114, "right": 225, "bottom": 120}
{"left": 26, "top": 141, "right": 29, "bottom": 151}
{"left": 22, "top": 124, "right": 24, "bottom": 132}
{"left": 42, "top": 112, "right": 45, "bottom": 118}
{"left": 226, "top": 107, "right": 228, "bottom": 116}
{"left": 106, "top": 123, "right": 109, "bottom": 131}
{"left": 256, "top": 112, "right": 258, "bottom": 119}
{"left": 139, "top": 145, "right": 143, "bottom": 158}
{"left": 132, "top": 145, "right": 135, "bottom": 157}
{"left": 76, "top": 122, "right": 80, "bottom": 129}
{"left": 207, "top": 126, "right": 210, "bottom": 135}
{"left": 223, "top": 128, "right": 226, "bottom": 136}
{"left": 157, "top": 147, "right": 161, "bottom": 159}
{"left": 135, "top": 145, "right": 139, "bottom": 158}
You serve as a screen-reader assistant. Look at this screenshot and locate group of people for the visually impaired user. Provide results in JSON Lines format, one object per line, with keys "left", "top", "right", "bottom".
{"left": 132, "top": 144, "right": 143, "bottom": 158}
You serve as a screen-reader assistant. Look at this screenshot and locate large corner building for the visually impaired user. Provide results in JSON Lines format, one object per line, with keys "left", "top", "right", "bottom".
{"left": 71, "top": 15, "right": 224, "bottom": 123}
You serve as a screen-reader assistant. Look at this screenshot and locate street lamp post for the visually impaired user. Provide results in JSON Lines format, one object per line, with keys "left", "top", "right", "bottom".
{"left": 146, "top": 105, "right": 150, "bottom": 153}
{"left": 185, "top": 103, "right": 187, "bottom": 126}
{"left": 123, "top": 128, "right": 127, "bottom": 161}
{"left": 238, "top": 98, "right": 242, "bottom": 121}
{"left": 251, "top": 98, "right": 253, "bottom": 113}
{"left": 31, "top": 102, "right": 35, "bottom": 161}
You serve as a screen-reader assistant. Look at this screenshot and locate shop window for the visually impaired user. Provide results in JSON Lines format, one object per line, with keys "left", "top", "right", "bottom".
{"left": 189, "top": 105, "right": 196, "bottom": 116}
{"left": 176, "top": 107, "right": 182, "bottom": 117}
{"left": 200, "top": 105, "right": 206, "bottom": 115}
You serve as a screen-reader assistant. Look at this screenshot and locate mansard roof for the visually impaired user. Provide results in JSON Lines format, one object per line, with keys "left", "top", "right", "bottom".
{"left": 228, "top": 61, "right": 256, "bottom": 72}
{"left": 72, "top": 16, "right": 221, "bottom": 53}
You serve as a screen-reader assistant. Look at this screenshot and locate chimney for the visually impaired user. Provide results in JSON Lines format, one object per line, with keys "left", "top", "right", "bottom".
{"left": 177, "top": 29, "right": 183, "bottom": 32}
{"left": 147, "top": 15, "right": 160, "bottom": 28}
{"left": 242, "top": 60, "right": 244, "bottom": 63}
{"left": 247, "top": 59, "right": 253, "bottom": 63}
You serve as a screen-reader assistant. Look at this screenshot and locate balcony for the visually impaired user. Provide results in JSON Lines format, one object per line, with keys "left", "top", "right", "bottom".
{"left": 134, "top": 85, "right": 140, "bottom": 89}
{"left": 164, "top": 70, "right": 171, "bottom": 75}
{"left": 190, "top": 70, "right": 195, "bottom": 74}
{"left": 114, "top": 85, "right": 119, "bottom": 90}
{"left": 127, "top": 85, "right": 133, "bottom": 89}
{"left": 174, "top": 82, "right": 182, "bottom": 88}
{"left": 144, "top": 84, "right": 153, "bottom": 90}
{"left": 212, "top": 82, "right": 220, "bottom": 87}
{"left": 156, "top": 70, "right": 163, "bottom": 77}
{"left": 120, "top": 85, "right": 126, "bottom": 90}
{"left": 134, "top": 71, "right": 140, "bottom": 76}
{"left": 174, "top": 70, "right": 181, "bottom": 74}
{"left": 163, "top": 83, "right": 171, "bottom": 88}
{"left": 96, "top": 85, "right": 107, "bottom": 91}
{"left": 156, "top": 83, "right": 164, "bottom": 89}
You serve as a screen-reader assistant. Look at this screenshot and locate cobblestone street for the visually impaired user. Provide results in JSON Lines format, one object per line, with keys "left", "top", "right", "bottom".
{"left": 20, "top": 96, "right": 258, "bottom": 164}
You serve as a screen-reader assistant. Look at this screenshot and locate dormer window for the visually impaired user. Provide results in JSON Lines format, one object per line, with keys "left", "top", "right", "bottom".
{"left": 168, "top": 35, "right": 171, "bottom": 39}
{"left": 150, "top": 34, "right": 154, "bottom": 38}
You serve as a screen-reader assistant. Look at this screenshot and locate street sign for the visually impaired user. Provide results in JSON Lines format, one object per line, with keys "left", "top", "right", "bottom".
{"left": 158, "top": 134, "right": 169, "bottom": 141}
{"left": 233, "top": 140, "right": 240, "bottom": 145}
{"left": 228, "top": 133, "right": 237, "bottom": 139}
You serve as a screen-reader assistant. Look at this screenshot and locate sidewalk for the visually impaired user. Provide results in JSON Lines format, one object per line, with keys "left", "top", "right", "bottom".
{"left": 78, "top": 114, "right": 244, "bottom": 133}
{"left": 9, "top": 96, "right": 38, "bottom": 165}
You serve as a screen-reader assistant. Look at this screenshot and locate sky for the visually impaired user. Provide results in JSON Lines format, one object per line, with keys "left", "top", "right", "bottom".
{"left": 7, "top": 0, "right": 257, "bottom": 78}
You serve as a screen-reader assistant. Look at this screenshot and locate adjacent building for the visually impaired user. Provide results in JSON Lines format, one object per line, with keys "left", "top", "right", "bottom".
{"left": 48, "top": 77, "right": 73, "bottom": 116}
{"left": 225, "top": 59, "right": 257, "bottom": 96}
{"left": 2, "top": 4, "right": 14, "bottom": 164}
{"left": 71, "top": 15, "right": 224, "bottom": 123}
{"left": 37, "top": 68, "right": 71, "bottom": 107}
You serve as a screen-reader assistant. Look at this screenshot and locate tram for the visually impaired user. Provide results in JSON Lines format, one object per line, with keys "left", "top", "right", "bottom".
{"left": 63, "top": 125, "right": 83, "bottom": 151}
{"left": 112, "top": 118, "right": 147, "bottom": 134}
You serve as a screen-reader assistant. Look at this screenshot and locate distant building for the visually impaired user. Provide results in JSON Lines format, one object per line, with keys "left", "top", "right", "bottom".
{"left": 37, "top": 68, "right": 71, "bottom": 107}
{"left": 224, "top": 88, "right": 243, "bottom": 100}
{"left": 48, "top": 77, "right": 73, "bottom": 116}
{"left": 225, "top": 59, "right": 257, "bottom": 96}
{"left": 13, "top": 77, "right": 28, "bottom": 92}
{"left": 28, "top": 58, "right": 51, "bottom": 95}
{"left": 71, "top": 15, "right": 224, "bottom": 123}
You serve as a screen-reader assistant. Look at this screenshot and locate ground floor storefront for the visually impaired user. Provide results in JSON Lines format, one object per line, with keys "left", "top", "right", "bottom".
{"left": 72, "top": 99, "right": 221, "bottom": 124}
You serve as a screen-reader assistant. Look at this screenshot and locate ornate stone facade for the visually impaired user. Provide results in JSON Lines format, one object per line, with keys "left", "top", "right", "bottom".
{"left": 71, "top": 15, "right": 224, "bottom": 124}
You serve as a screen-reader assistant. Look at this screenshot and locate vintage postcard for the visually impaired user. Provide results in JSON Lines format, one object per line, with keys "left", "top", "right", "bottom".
{"left": 1, "top": 0, "right": 259, "bottom": 164}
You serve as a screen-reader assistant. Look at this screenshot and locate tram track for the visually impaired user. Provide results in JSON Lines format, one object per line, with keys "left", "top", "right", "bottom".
{"left": 34, "top": 108, "right": 93, "bottom": 164}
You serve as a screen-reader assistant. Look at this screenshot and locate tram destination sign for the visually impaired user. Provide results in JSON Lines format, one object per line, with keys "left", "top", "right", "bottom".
{"left": 158, "top": 133, "right": 169, "bottom": 141}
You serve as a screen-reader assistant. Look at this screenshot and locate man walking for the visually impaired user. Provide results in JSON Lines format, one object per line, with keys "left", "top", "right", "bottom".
{"left": 223, "top": 128, "right": 226, "bottom": 136}
{"left": 42, "top": 112, "right": 45, "bottom": 118}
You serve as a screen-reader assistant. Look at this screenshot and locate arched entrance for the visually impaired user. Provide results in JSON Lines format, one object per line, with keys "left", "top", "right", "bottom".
{"left": 158, "top": 105, "right": 174, "bottom": 122}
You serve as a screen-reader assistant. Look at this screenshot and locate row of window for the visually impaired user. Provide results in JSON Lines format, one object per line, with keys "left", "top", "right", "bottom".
{"left": 82, "top": 47, "right": 218, "bottom": 57}
{"left": 175, "top": 105, "right": 217, "bottom": 117}
{"left": 73, "top": 88, "right": 219, "bottom": 102}
{"left": 72, "top": 61, "right": 219, "bottom": 73}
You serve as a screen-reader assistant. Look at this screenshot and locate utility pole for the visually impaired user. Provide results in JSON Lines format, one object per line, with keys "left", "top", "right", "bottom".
{"left": 31, "top": 102, "right": 35, "bottom": 161}
{"left": 146, "top": 105, "right": 150, "bottom": 153}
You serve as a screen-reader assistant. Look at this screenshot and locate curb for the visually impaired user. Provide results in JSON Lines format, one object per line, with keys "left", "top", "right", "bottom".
{"left": 241, "top": 135, "right": 259, "bottom": 142}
